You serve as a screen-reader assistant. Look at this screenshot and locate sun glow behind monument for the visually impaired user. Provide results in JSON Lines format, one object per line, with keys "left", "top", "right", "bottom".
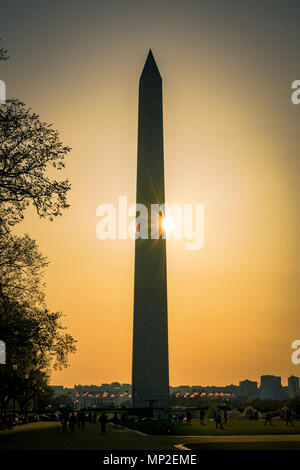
{"left": 162, "top": 215, "right": 174, "bottom": 235}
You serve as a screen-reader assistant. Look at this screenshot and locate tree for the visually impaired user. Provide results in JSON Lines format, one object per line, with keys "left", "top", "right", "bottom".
{"left": 0, "top": 99, "right": 71, "bottom": 231}
{"left": 287, "top": 396, "right": 300, "bottom": 418}
{"left": 50, "top": 393, "right": 73, "bottom": 410}
{"left": 246, "top": 398, "right": 283, "bottom": 412}
{"left": 0, "top": 232, "right": 48, "bottom": 305}
{"left": 0, "top": 39, "right": 8, "bottom": 62}
{"left": 0, "top": 39, "right": 76, "bottom": 418}
{"left": 0, "top": 296, "right": 76, "bottom": 415}
{"left": 207, "top": 404, "right": 218, "bottom": 419}
{"left": 0, "top": 45, "right": 70, "bottom": 301}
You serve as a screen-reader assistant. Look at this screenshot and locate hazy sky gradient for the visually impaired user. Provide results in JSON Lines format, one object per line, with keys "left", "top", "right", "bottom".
{"left": 1, "top": 0, "right": 300, "bottom": 387}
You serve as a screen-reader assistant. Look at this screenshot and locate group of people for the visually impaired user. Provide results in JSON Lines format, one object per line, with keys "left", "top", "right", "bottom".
{"left": 265, "top": 408, "right": 295, "bottom": 426}
{"left": 60, "top": 410, "right": 89, "bottom": 433}
{"left": 59, "top": 410, "right": 127, "bottom": 434}
{"left": 214, "top": 409, "right": 228, "bottom": 429}
{"left": 59, "top": 406, "right": 297, "bottom": 434}
{"left": 198, "top": 408, "right": 228, "bottom": 428}
{"left": 174, "top": 409, "right": 229, "bottom": 428}
{"left": 60, "top": 410, "right": 109, "bottom": 434}
{"left": 173, "top": 410, "right": 192, "bottom": 425}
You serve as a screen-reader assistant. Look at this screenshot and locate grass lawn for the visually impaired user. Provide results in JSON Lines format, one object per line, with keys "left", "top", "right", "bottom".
{"left": 173, "top": 418, "right": 300, "bottom": 436}
{"left": 0, "top": 422, "right": 114, "bottom": 450}
{"left": 1, "top": 420, "right": 300, "bottom": 451}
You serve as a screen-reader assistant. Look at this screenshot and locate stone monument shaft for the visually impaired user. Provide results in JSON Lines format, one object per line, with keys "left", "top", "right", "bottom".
{"left": 132, "top": 50, "right": 169, "bottom": 408}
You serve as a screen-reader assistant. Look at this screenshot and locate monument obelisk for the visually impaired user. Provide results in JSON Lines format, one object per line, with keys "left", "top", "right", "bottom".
{"left": 132, "top": 50, "right": 169, "bottom": 408}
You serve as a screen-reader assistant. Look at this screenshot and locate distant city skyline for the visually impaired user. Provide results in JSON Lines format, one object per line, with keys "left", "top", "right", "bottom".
{"left": 51, "top": 373, "right": 300, "bottom": 410}
{"left": 52, "top": 373, "right": 298, "bottom": 389}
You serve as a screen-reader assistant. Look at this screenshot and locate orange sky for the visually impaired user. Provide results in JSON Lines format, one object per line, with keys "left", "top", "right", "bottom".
{"left": 2, "top": 1, "right": 300, "bottom": 387}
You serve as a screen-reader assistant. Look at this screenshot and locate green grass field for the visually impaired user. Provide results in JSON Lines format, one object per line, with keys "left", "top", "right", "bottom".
{"left": 174, "top": 418, "right": 300, "bottom": 436}
{"left": 0, "top": 422, "right": 147, "bottom": 450}
{"left": 1, "top": 418, "right": 300, "bottom": 451}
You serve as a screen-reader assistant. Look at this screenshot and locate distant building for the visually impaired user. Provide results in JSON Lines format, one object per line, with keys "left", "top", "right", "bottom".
{"left": 177, "top": 386, "right": 190, "bottom": 391}
{"left": 50, "top": 386, "right": 64, "bottom": 397}
{"left": 260, "top": 375, "right": 282, "bottom": 400}
{"left": 239, "top": 379, "right": 258, "bottom": 398}
{"left": 288, "top": 376, "right": 299, "bottom": 399}
{"left": 111, "top": 382, "right": 121, "bottom": 388}
{"left": 282, "top": 386, "right": 289, "bottom": 400}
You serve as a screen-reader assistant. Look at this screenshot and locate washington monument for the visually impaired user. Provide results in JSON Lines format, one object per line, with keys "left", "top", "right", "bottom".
{"left": 132, "top": 50, "right": 169, "bottom": 408}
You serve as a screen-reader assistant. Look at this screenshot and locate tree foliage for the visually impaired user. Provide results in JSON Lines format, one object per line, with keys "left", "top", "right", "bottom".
{"left": 0, "top": 40, "right": 76, "bottom": 416}
{"left": 0, "top": 296, "right": 76, "bottom": 413}
{"left": 0, "top": 232, "right": 48, "bottom": 304}
{"left": 0, "top": 39, "right": 8, "bottom": 62}
{"left": 0, "top": 99, "right": 71, "bottom": 231}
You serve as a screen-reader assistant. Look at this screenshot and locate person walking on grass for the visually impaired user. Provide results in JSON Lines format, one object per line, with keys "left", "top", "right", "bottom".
{"left": 76, "top": 411, "right": 81, "bottom": 430}
{"left": 69, "top": 412, "right": 76, "bottom": 433}
{"left": 223, "top": 409, "right": 228, "bottom": 426}
{"left": 264, "top": 411, "right": 273, "bottom": 426}
{"left": 286, "top": 408, "right": 294, "bottom": 427}
{"left": 186, "top": 410, "right": 192, "bottom": 425}
{"left": 99, "top": 412, "right": 107, "bottom": 434}
{"left": 80, "top": 410, "right": 86, "bottom": 431}
{"left": 215, "top": 410, "right": 224, "bottom": 429}
{"left": 199, "top": 409, "right": 205, "bottom": 425}
{"left": 61, "top": 412, "right": 68, "bottom": 433}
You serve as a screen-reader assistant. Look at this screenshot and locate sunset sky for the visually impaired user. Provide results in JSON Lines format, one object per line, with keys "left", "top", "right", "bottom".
{"left": 1, "top": 0, "right": 300, "bottom": 387}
